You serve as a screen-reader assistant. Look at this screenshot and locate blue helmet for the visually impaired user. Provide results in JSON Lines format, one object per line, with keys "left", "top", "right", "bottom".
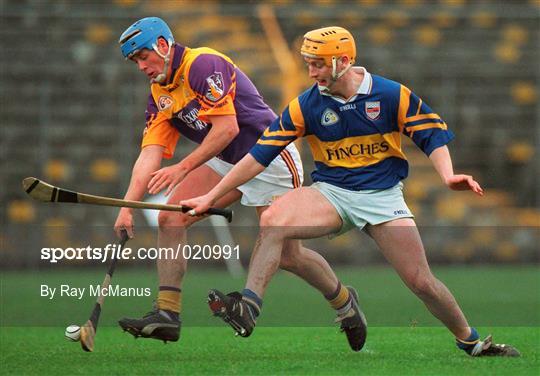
{"left": 119, "top": 17, "right": 174, "bottom": 59}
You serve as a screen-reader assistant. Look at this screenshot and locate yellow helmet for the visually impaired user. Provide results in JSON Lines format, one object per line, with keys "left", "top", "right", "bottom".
{"left": 301, "top": 26, "right": 356, "bottom": 66}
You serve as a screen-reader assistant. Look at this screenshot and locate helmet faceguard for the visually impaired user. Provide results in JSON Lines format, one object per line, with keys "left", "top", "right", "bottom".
{"left": 301, "top": 26, "right": 356, "bottom": 82}
{"left": 119, "top": 17, "right": 174, "bottom": 83}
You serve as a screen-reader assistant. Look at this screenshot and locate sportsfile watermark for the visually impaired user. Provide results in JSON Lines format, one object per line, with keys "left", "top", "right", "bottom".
{"left": 40, "top": 243, "right": 240, "bottom": 264}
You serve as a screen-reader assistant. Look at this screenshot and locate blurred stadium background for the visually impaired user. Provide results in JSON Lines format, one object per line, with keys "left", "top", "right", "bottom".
{"left": 1, "top": 0, "right": 539, "bottom": 270}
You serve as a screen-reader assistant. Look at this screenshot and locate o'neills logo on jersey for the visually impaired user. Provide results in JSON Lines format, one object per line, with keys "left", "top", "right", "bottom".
{"left": 205, "top": 72, "right": 224, "bottom": 102}
{"left": 321, "top": 108, "right": 339, "bottom": 126}
{"left": 365, "top": 101, "right": 381, "bottom": 120}
{"left": 158, "top": 95, "right": 173, "bottom": 111}
{"left": 325, "top": 141, "right": 390, "bottom": 161}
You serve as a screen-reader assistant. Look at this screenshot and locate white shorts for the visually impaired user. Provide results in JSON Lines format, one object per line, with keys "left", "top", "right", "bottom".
{"left": 311, "top": 181, "right": 414, "bottom": 236}
{"left": 205, "top": 143, "right": 303, "bottom": 206}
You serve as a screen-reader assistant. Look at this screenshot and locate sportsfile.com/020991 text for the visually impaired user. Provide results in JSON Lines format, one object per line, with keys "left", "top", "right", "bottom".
{"left": 40, "top": 244, "right": 240, "bottom": 263}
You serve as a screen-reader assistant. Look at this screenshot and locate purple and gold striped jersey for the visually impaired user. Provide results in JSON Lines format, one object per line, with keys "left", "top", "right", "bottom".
{"left": 142, "top": 44, "right": 277, "bottom": 164}
{"left": 250, "top": 67, "right": 454, "bottom": 191}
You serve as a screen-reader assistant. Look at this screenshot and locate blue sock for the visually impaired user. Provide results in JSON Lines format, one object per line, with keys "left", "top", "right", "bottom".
{"left": 241, "top": 288, "right": 262, "bottom": 318}
{"left": 456, "top": 327, "right": 480, "bottom": 354}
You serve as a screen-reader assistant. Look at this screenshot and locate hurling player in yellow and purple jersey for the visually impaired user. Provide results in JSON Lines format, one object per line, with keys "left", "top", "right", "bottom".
{"left": 114, "top": 18, "right": 365, "bottom": 348}
{"left": 183, "top": 27, "right": 519, "bottom": 356}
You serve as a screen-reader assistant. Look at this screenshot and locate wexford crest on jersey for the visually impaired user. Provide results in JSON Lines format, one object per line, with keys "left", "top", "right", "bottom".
{"left": 365, "top": 101, "right": 381, "bottom": 120}
{"left": 205, "top": 72, "right": 225, "bottom": 102}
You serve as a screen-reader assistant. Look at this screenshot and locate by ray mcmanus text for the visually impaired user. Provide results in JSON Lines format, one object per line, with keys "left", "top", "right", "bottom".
{"left": 40, "top": 283, "right": 152, "bottom": 300}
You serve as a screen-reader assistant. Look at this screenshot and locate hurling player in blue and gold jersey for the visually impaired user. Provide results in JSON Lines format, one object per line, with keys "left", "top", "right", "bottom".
{"left": 183, "top": 26, "right": 519, "bottom": 356}
{"left": 114, "top": 18, "right": 362, "bottom": 346}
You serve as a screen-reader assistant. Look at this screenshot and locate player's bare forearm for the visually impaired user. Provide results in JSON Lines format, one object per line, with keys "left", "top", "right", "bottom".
{"left": 181, "top": 154, "right": 265, "bottom": 214}
{"left": 210, "top": 154, "right": 264, "bottom": 201}
{"left": 115, "top": 145, "right": 163, "bottom": 238}
{"left": 180, "top": 115, "right": 239, "bottom": 171}
{"left": 429, "top": 145, "right": 484, "bottom": 196}
{"left": 148, "top": 115, "right": 239, "bottom": 195}
{"left": 123, "top": 145, "right": 164, "bottom": 204}
{"left": 429, "top": 146, "right": 454, "bottom": 184}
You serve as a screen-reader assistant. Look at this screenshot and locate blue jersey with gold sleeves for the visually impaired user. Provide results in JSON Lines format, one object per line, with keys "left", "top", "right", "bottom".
{"left": 250, "top": 68, "right": 454, "bottom": 191}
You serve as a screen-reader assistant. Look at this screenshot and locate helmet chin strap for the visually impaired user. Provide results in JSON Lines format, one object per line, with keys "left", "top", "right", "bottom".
{"left": 318, "top": 56, "right": 352, "bottom": 93}
{"left": 331, "top": 56, "right": 352, "bottom": 81}
{"left": 151, "top": 38, "right": 173, "bottom": 84}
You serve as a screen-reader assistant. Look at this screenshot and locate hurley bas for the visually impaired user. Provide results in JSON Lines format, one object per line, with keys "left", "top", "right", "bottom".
{"left": 41, "top": 284, "right": 152, "bottom": 300}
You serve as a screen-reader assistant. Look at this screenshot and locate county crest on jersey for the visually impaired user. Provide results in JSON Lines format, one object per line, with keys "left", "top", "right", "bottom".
{"left": 365, "top": 101, "right": 381, "bottom": 120}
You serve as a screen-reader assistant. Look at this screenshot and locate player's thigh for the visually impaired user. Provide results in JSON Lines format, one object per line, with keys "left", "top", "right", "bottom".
{"left": 159, "top": 165, "right": 241, "bottom": 227}
{"left": 366, "top": 218, "right": 432, "bottom": 279}
{"left": 257, "top": 187, "right": 343, "bottom": 239}
{"left": 166, "top": 164, "right": 242, "bottom": 207}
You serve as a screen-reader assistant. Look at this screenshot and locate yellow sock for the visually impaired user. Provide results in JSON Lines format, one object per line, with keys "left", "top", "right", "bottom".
{"left": 157, "top": 287, "right": 181, "bottom": 313}
{"left": 327, "top": 283, "right": 350, "bottom": 310}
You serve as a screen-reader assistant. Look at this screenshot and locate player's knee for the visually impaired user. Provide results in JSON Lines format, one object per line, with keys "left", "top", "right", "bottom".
{"left": 158, "top": 210, "right": 194, "bottom": 230}
{"left": 408, "top": 273, "right": 437, "bottom": 298}
{"left": 259, "top": 206, "right": 289, "bottom": 228}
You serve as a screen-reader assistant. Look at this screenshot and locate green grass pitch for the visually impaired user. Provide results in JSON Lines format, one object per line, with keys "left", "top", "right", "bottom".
{"left": 1, "top": 266, "right": 539, "bottom": 375}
